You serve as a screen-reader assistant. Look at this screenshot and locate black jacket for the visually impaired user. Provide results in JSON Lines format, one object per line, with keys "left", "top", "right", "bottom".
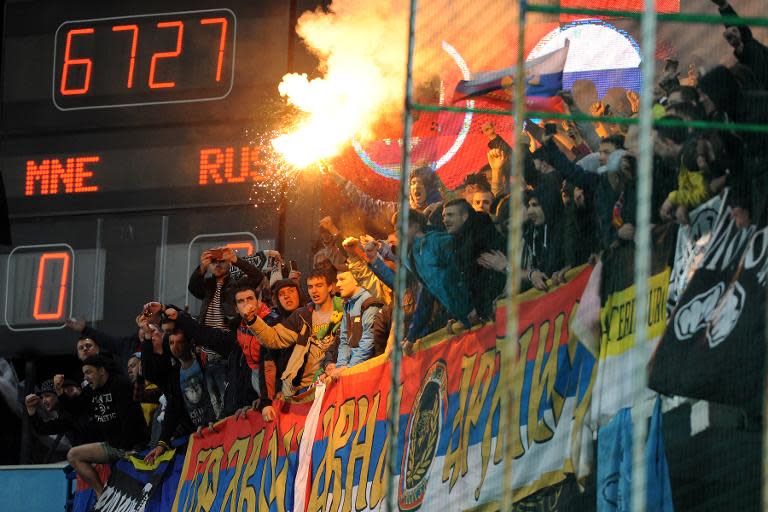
{"left": 453, "top": 210, "right": 507, "bottom": 317}
{"left": 170, "top": 309, "right": 284, "bottom": 413}
{"left": 188, "top": 257, "right": 265, "bottom": 324}
{"left": 58, "top": 374, "right": 148, "bottom": 450}
{"left": 372, "top": 303, "right": 392, "bottom": 357}
{"left": 595, "top": 174, "right": 637, "bottom": 251}
{"left": 29, "top": 408, "right": 90, "bottom": 446}
{"left": 141, "top": 342, "right": 198, "bottom": 446}
{"left": 720, "top": 4, "right": 768, "bottom": 89}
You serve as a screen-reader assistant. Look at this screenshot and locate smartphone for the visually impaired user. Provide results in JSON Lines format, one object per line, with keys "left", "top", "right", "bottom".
{"left": 209, "top": 248, "right": 224, "bottom": 260}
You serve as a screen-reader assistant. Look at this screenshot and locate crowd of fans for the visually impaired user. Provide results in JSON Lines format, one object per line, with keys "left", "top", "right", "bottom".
{"left": 20, "top": 0, "right": 768, "bottom": 497}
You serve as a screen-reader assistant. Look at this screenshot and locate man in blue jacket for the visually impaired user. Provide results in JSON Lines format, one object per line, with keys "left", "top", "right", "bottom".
{"left": 406, "top": 209, "right": 476, "bottom": 329}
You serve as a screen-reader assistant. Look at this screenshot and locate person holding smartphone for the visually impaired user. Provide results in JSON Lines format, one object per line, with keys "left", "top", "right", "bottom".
{"left": 188, "top": 246, "right": 267, "bottom": 418}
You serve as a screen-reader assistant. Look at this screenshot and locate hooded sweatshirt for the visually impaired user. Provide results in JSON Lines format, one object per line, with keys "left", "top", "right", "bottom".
{"left": 522, "top": 175, "right": 570, "bottom": 277}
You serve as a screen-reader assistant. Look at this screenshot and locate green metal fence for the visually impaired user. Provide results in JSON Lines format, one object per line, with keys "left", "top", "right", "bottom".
{"left": 389, "top": 1, "right": 768, "bottom": 510}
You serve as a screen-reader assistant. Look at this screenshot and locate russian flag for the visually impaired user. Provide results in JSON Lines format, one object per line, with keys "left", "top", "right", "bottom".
{"left": 453, "top": 39, "right": 569, "bottom": 112}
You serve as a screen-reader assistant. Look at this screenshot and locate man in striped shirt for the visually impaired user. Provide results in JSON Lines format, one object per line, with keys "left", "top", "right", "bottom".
{"left": 188, "top": 246, "right": 266, "bottom": 418}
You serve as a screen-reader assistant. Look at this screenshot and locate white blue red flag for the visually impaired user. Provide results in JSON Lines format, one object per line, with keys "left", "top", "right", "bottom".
{"left": 453, "top": 39, "right": 570, "bottom": 112}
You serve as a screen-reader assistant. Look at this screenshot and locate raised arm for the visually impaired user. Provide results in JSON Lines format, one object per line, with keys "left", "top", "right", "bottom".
{"left": 714, "top": 1, "right": 754, "bottom": 42}
{"left": 244, "top": 314, "right": 299, "bottom": 350}
{"left": 166, "top": 307, "right": 234, "bottom": 357}
{"left": 542, "top": 139, "right": 600, "bottom": 192}
{"left": 188, "top": 250, "right": 213, "bottom": 299}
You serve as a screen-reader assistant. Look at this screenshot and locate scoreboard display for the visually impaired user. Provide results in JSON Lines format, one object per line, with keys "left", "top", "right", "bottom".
{"left": 53, "top": 9, "right": 236, "bottom": 110}
{"left": 0, "top": 0, "right": 318, "bottom": 355}
{"left": 5, "top": 245, "right": 75, "bottom": 331}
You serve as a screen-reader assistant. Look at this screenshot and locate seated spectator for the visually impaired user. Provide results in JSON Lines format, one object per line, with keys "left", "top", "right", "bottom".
{"left": 63, "top": 355, "right": 148, "bottom": 498}
{"left": 332, "top": 270, "right": 383, "bottom": 372}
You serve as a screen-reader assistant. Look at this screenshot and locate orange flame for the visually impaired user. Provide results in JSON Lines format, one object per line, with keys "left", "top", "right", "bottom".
{"left": 271, "top": 0, "right": 409, "bottom": 168}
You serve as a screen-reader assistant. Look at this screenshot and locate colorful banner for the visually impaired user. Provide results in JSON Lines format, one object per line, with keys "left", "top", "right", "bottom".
{"left": 650, "top": 206, "right": 766, "bottom": 412}
{"left": 590, "top": 267, "right": 670, "bottom": 428}
{"left": 304, "top": 357, "right": 392, "bottom": 511}
{"left": 590, "top": 229, "right": 675, "bottom": 428}
{"left": 95, "top": 449, "right": 178, "bottom": 512}
{"left": 301, "top": 265, "right": 595, "bottom": 511}
{"left": 72, "top": 266, "right": 598, "bottom": 512}
{"left": 172, "top": 401, "right": 311, "bottom": 512}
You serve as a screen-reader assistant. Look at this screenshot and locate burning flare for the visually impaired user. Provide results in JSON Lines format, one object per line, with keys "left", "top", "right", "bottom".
{"left": 271, "top": 0, "right": 409, "bottom": 168}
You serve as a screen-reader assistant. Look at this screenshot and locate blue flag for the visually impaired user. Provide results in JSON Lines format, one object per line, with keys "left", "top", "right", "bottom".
{"left": 597, "top": 397, "right": 674, "bottom": 512}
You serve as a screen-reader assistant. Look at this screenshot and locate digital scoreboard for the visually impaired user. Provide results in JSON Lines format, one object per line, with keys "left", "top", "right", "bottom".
{"left": 53, "top": 9, "right": 236, "bottom": 110}
{"left": 4, "top": 245, "right": 75, "bottom": 331}
{"left": 0, "top": 0, "right": 312, "bottom": 355}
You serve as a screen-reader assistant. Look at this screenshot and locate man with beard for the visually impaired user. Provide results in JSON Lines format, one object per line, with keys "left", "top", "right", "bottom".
{"left": 328, "top": 165, "right": 445, "bottom": 229}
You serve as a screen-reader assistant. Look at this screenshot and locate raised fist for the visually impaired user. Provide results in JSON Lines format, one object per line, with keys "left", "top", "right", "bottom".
{"left": 487, "top": 148, "right": 507, "bottom": 171}
{"left": 65, "top": 317, "right": 86, "bottom": 333}
{"left": 25, "top": 394, "right": 40, "bottom": 415}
